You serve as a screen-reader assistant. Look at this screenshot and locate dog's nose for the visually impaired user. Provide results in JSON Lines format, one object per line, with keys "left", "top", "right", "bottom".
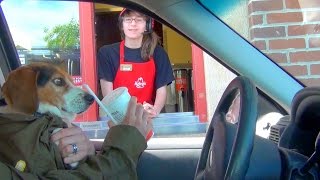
{"left": 84, "top": 93, "right": 94, "bottom": 105}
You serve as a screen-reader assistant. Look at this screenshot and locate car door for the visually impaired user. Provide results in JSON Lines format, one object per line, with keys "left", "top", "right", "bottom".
{"left": 0, "top": 0, "right": 302, "bottom": 179}
{"left": 0, "top": 4, "right": 20, "bottom": 84}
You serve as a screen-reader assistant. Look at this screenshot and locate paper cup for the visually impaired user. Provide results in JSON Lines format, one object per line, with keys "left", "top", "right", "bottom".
{"left": 101, "top": 87, "right": 131, "bottom": 125}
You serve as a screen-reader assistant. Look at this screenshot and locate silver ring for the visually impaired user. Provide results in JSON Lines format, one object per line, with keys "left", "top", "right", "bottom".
{"left": 72, "top": 144, "right": 78, "bottom": 154}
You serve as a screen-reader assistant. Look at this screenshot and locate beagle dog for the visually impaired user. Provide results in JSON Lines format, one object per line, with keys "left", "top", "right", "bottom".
{"left": 0, "top": 62, "right": 94, "bottom": 169}
{"left": 0, "top": 62, "right": 94, "bottom": 125}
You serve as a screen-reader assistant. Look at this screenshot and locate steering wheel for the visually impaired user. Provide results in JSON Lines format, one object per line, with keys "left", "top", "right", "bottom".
{"left": 194, "top": 76, "right": 258, "bottom": 179}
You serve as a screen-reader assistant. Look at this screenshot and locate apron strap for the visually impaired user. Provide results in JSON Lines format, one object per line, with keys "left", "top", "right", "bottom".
{"left": 120, "top": 40, "right": 125, "bottom": 63}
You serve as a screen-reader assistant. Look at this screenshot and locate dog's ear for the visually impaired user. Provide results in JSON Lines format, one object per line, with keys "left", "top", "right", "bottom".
{"left": 2, "top": 66, "right": 39, "bottom": 114}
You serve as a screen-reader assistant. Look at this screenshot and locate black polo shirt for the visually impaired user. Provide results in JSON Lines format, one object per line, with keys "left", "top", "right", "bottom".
{"left": 97, "top": 42, "right": 174, "bottom": 89}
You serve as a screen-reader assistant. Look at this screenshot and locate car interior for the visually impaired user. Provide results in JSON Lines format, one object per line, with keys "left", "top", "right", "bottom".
{"left": 0, "top": 0, "right": 319, "bottom": 179}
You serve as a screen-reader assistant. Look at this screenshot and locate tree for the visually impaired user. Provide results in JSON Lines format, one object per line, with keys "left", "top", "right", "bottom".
{"left": 43, "top": 18, "right": 79, "bottom": 52}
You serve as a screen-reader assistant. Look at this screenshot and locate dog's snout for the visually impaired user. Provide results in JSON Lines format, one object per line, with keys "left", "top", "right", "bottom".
{"left": 84, "top": 93, "right": 94, "bottom": 105}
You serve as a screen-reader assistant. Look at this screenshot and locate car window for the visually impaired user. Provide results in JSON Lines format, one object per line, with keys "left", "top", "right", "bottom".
{"left": 1, "top": 0, "right": 81, "bottom": 76}
{"left": 200, "top": 0, "right": 320, "bottom": 87}
{"left": 1, "top": 0, "right": 283, "bottom": 141}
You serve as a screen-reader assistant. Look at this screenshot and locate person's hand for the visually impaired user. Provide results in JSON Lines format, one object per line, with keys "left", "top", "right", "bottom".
{"left": 108, "top": 96, "right": 153, "bottom": 139}
{"left": 50, "top": 126, "right": 95, "bottom": 164}
{"left": 142, "top": 102, "right": 159, "bottom": 118}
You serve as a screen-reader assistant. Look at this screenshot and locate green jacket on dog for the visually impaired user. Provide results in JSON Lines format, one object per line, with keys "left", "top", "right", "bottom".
{"left": 0, "top": 113, "right": 147, "bottom": 179}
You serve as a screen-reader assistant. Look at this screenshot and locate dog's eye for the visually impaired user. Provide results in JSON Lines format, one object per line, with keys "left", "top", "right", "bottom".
{"left": 52, "top": 78, "right": 66, "bottom": 86}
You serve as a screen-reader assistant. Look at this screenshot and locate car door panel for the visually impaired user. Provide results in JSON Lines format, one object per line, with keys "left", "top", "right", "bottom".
{"left": 137, "top": 148, "right": 201, "bottom": 180}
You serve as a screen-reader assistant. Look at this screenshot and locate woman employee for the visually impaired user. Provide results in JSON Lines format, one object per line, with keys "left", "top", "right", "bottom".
{"left": 97, "top": 8, "right": 174, "bottom": 117}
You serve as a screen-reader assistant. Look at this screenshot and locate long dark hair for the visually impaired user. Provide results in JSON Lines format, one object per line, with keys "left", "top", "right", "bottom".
{"left": 118, "top": 9, "right": 159, "bottom": 61}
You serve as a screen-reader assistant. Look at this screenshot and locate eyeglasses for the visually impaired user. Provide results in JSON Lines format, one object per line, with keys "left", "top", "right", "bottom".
{"left": 123, "top": 17, "right": 145, "bottom": 24}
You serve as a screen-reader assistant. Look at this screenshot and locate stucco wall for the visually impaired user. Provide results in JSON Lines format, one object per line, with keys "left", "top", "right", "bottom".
{"left": 204, "top": 1, "right": 248, "bottom": 121}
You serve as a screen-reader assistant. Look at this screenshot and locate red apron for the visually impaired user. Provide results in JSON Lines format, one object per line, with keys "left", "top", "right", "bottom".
{"left": 113, "top": 41, "right": 156, "bottom": 104}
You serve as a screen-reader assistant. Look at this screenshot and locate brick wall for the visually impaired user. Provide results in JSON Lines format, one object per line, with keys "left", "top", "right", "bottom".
{"left": 248, "top": 0, "right": 320, "bottom": 86}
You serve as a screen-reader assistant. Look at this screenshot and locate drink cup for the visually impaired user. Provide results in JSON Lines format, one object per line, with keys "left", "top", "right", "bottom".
{"left": 82, "top": 84, "right": 130, "bottom": 125}
{"left": 101, "top": 87, "right": 131, "bottom": 125}
{"left": 82, "top": 84, "right": 153, "bottom": 141}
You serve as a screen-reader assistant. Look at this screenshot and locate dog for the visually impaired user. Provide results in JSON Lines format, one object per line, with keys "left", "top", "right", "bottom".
{"left": 1, "top": 62, "right": 94, "bottom": 124}
{"left": 0, "top": 62, "right": 94, "bottom": 170}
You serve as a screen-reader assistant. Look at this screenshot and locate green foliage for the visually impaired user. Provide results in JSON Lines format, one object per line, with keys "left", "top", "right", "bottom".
{"left": 43, "top": 18, "right": 79, "bottom": 52}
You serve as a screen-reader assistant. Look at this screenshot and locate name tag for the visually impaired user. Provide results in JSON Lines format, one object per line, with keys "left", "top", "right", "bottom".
{"left": 120, "top": 64, "right": 132, "bottom": 71}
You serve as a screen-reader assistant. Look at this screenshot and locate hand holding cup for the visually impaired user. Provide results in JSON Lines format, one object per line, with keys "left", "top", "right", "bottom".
{"left": 108, "top": 96, "right": 153, "bottom": 139}
{"left": 83, "top": 85, "right": 153, "bottom": 140}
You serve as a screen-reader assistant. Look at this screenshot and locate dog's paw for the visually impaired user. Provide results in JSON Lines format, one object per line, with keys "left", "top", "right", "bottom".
{"left": 52, "top": 128, "right": 63, "bottom": 145}
{"left": 52, "top": 127, "right": 63, "bottom": 135}
{"left": 66, "top": 162, "right": 79, "bottom": 169}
